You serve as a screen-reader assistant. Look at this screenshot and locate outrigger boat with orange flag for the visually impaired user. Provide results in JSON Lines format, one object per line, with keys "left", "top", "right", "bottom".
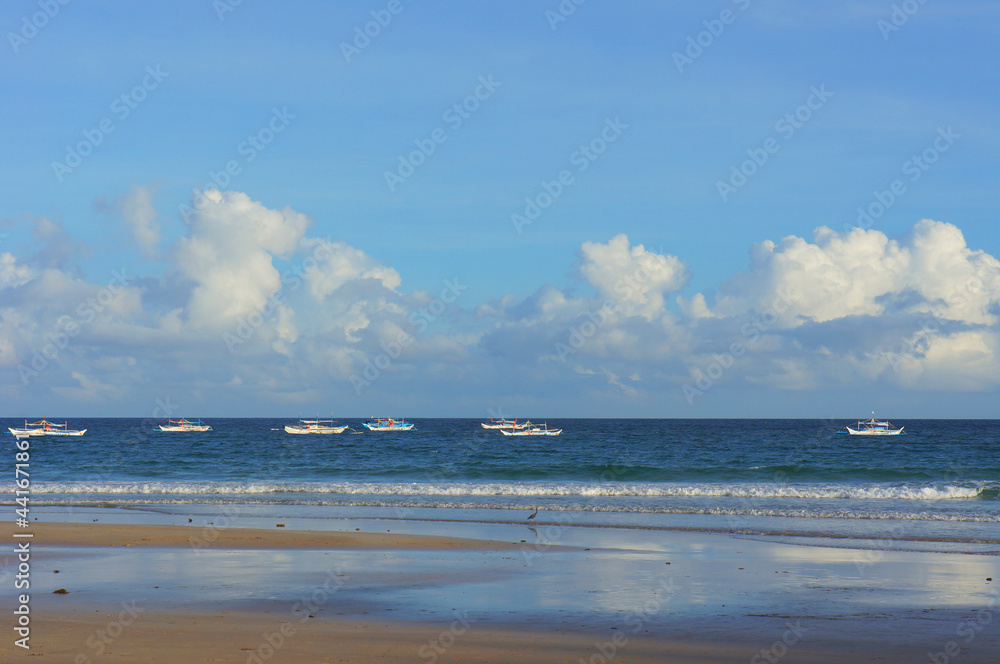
{"left": 158, "top": 418, "right": 212, "bottom": 432}
{"left": 8, "top": 419, "right": 86, "bottom": 437}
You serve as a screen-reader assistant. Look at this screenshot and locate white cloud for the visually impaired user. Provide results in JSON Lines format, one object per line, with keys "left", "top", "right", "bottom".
{"left": 174, "top": 189, "right": 311, "bottom": 329}
{"left": 6, "top": 189, "right": 1000, "bottom": 415}
{"left": 891, "top": 330, "right": 998, "bottom": 390}
{"left": 27, "top": 216, "right": 88, "bottom": 270}
{"left": 708, "top": 219, "right": 1000, "bottom": 328}
{"left": 302, "top": 238, "right": 401, "bottom": 301}
{"left": 118, "top": 185, "right": 161, "bottom": 257}
{"left": 0, "top": 253, "right": 32, "bottom": 289}
{"left": 578, "top": 234, "right": 690, "bottom": 319}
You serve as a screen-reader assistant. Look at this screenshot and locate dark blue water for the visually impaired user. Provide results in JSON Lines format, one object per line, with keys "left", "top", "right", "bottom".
{"left": 9, "top": 418, "right": 1000, "bottom": 542}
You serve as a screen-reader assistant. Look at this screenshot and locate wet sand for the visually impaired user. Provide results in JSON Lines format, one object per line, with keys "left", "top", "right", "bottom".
{"left": 5, "top": 517, "right": 999, "bottom": 663}
{"left": 9, "top": 520, "right": 526, "bottom": 550}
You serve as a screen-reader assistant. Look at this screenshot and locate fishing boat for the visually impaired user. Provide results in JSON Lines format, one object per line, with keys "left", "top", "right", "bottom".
{"left": 362, "top": 417, "right": 415, "bottom": 431}
{"left": 845, "top": 415, "right": 903, "bottom": 436}
{"left": 284, "top": 417, "right": 348, "bottom": 434}
{"left": 8, "top": 419, "right": 86, "bottom": 437}
{"left": 500, "top": 421, "right": 562, "bottom": 437}
{"left": 481, "top": 418, "right": 527, "bottom": 430}
{"left": 158, "top": 418, "right": 212, "bottom": 432}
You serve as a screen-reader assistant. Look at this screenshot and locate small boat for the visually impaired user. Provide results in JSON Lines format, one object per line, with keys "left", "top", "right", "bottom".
{"left": 481, "top": 418, "right": 527, "bottom": 430}
{"left": 500, "top": 421, "right": 562, "bottom": 437}
{"left": 845, "top": 414, "right": 903, "bottom": 436}
{"left": 362, "top": 417, "right": 415, "bottom": 431}
{"left": 8, "top": 419, "right": 86, "bottom": 437}
{"left": 158, "top": 418, "right": 212, "bottom": 432}
{"left": 284, "top": 417, "right": 348, "bottom": 434}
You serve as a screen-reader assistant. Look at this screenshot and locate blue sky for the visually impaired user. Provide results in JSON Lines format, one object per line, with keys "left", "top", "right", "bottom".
{"left": 2, "top": 1, "right": 998, "bottom": 418}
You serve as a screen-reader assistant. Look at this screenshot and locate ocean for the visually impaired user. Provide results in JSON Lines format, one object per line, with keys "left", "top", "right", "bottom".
{"left": 13, "top": 418, "right": 1000, "bottom": 552}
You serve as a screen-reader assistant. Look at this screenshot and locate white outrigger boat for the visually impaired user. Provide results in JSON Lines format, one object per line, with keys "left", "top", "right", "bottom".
{"left": 158, "top": 418, "right": 212, "bottom": 432}
{"left": 8, "top": 419, "right": 86, "bottom": 437}
{"left": 500, "top": 421, "right": 562, "bottom": 437}
{"left": 362, "top": 417, "right": 415, "bottom": 431}
{"left": 845, "top": 415, "right": 903, "bottom": 436}
{"left": 284, "top": 417, "right": 348, "bottom": 434}
{"left": 481, "top": 418, "right": 527, "bottom": 430}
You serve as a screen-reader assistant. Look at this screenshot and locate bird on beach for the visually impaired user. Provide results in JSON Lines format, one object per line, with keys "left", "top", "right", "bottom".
{"left": 527, "top": 507, "right": 539, "bottom": 521}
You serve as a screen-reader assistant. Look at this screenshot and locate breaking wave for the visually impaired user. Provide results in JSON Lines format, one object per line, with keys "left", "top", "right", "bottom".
{"left": 31, "top": 480, "right": 999, "bottom": 501}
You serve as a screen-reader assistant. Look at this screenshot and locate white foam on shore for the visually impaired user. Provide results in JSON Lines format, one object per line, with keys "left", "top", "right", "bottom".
{"left": 31, "top": 480, "right": 995, "bottom": 501}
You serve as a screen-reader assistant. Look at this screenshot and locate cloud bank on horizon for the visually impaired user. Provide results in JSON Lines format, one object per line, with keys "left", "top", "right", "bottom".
{"left": 2, "top": 187, "right": 997, "bottom": 416}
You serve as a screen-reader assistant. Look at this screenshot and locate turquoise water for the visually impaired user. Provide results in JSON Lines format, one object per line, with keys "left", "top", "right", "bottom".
{"left": 11, "top": 418, "right": 1000, "bottom": 545}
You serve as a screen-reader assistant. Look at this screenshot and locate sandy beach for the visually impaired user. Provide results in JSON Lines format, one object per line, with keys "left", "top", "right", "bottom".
{"left": 4, "top": 512, "right": 999, "bottom": 663}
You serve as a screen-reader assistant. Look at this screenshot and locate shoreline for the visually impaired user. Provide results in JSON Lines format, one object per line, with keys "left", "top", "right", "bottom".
{"left": 19, "top": 503, "right": 1000, "bottom": 555}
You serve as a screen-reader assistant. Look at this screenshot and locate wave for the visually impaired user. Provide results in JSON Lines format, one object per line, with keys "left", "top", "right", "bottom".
{"left": 30, "top": 480, "right": 1000, "bottom": 501}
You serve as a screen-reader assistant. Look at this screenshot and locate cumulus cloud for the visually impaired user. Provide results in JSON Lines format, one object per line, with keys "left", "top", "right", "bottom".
{"left": 476, "top": 235, "right": 693, "bottom": 396}
{"left": 117, "top": 184, "right": 161, "bottom": 257}
{"left": 687, "top": 219, "right": 1000, "bottom": 392}
{"left": 578, "top": 234, "right": 690, "bottom": 319}
{"left": 174, "top": 189, "right": 311, "bottom": 329}
{"left": 302, "top": 238, "right": 401, "bottom": 300}
{"left": 708, "top": 220, "right": 1000, "bottom": 327}
{"left": 5, "top": 190, "right": 1000, "bottom": 415}
{"left": 0, "top": 253, "right": 32, "bottom": 289}
{"left": 28, "top": 215, "right": 88, "bottom": 271}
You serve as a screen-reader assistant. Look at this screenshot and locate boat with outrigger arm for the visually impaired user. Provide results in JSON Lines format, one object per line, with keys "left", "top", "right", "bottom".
{"left": 8, "top": 419, "right": 86, "bottom": 437}
{"left": 284, "top": 416, "right": 348, "bottom": 434}
{"left": 481, "top": 418, "right": 528, "bottom": 430}
{"left": 362, "top": 417, "right": 415, "bottom": 431}
{"left": 500, "top": 421, "right": 562, "bottom": 437}
{"left": 158, "top": 418, "right": 212, "bottom": 432}
{"left": 844, "top": 413, "right": 904, "bottom": 436}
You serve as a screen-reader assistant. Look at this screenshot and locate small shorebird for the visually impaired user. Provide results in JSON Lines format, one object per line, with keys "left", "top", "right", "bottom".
{"left": 527, "top": 507, "right": 539, "bottom": 521}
